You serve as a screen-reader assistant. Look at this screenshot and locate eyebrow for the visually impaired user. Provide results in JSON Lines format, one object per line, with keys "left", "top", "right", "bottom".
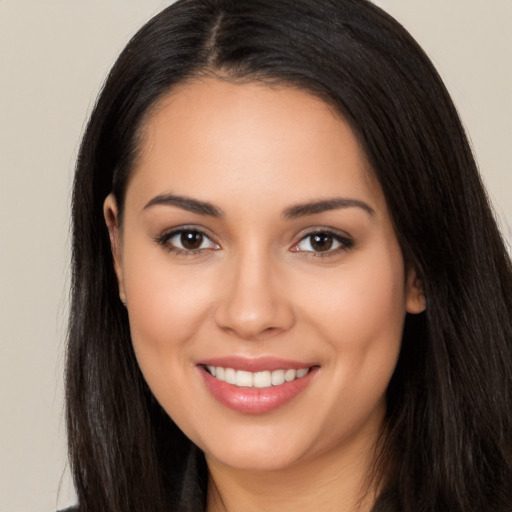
{"left": 283, "top": 198, "right": 375, "bottom": 219}
{"left": 143, "top": 194, "right": 224, "bottom": 217}
{"left": 143, "top": 193, "right": 374, "bottom": 219}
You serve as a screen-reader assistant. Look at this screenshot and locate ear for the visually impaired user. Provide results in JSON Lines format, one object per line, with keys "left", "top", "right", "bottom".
{"left": 405, "top": 268, "right": 426, "bottom": 314}
{"left": 103, "top": 193, "right": 126, "bottom": 305}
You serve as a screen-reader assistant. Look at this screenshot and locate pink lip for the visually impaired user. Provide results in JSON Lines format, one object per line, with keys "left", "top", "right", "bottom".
{"left": 197, "top": 356, "right": 313, "bottom": 372}
{"left": 197, "top": 358, "right": 319, "bottom": 415}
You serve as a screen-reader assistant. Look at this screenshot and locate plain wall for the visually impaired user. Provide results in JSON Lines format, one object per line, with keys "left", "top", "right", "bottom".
{"left": 0, "top": 1, "right": 510, "bottom": 511}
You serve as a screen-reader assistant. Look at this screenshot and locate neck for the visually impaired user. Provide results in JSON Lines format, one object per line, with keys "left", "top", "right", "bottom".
{"left": 205, "top": 426, "right": 384, "bottom": 512}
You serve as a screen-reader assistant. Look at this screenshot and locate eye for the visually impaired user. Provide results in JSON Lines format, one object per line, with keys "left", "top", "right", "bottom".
{"left": 157, "top": 228, "right": 219, "bottom": 254}
{"left": 292, "top": 230, "right": 353, "bottom": 255}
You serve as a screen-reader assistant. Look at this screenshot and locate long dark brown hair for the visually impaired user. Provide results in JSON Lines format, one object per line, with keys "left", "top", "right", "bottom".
{"left": 66, "top": 1, "right": 512, "bottom": 510}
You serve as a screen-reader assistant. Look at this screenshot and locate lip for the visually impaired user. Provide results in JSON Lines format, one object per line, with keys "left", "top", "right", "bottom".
{"left": 197, "top": 356, "right": 314, "bottom": 372}
{"left": 197, "top": 357, "right": 319, "bottom": 414}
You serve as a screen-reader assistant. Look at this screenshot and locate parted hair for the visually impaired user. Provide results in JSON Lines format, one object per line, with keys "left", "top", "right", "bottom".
{"left": 66, "top": 1, "right": 512, "bottom": 510}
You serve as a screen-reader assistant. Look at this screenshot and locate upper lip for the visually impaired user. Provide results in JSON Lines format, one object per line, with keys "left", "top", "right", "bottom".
{"left": 196, "top": 356, "right": 316, "bottom": 373}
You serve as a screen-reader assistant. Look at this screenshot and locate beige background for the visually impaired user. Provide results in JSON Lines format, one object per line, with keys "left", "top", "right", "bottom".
{"left": 0, "top": 1, "right": 510, "bottom": 511}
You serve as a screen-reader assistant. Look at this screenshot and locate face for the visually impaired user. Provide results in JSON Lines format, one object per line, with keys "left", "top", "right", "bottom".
{"left": 105, "top": 79, "right": 425, "bottom": 474}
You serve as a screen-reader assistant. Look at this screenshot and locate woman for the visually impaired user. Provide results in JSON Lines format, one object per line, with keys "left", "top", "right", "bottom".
{"left": 66, "top": 0, "right": 512, "bottom": 510}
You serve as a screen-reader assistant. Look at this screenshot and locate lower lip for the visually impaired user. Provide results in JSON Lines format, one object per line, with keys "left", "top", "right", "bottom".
{"left": 199, "top": 366, "right": 318, "bottom": 414}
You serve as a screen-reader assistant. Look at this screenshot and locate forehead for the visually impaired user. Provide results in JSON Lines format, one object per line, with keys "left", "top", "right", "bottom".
{"left": 128, "top": 78, "right": 384, "bottom": 212}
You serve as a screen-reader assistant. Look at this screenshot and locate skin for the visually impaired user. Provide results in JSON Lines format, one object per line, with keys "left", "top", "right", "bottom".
{"left": 104, "top": 78, "right": 425, "bottom": 511}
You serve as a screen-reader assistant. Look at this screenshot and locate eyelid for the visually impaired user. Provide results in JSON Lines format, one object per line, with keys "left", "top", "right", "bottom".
{"left": 155, "top": 225, "right": 220, "bottom": 253}
{"left": 154, "top": 225, "right": 353, "bottom": 257}
{"left": 290, "top": 227, "right": 354, "bottom": 254}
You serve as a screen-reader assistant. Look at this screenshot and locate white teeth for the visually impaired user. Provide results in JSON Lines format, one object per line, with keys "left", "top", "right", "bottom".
{"left": 253, "top": 371, "right": 272, "bottom": 388}
{"left": 271, "top": 369, "right": 286, "bottom": 386}
{"left": 206, "top": 365, "right": 311, "bottom": 388}
{"left": 236, "top": 370, "right": 253, "bottom": 387}
{"left": 296, "top": 368, "right": 308, "bottom": 378}
{"left": 225, "top": 367, "right": 236, "bottom": 385}
{"left": 284, "top": 369, "right": 296, "bottom": 382}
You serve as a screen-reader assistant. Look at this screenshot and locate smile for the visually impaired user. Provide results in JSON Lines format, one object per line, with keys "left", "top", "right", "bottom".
{"left": 205, "top": 366, "right": 311, "bottom": 388}
{"left": 198, "top": 358, "right": 319, "bottom": 414}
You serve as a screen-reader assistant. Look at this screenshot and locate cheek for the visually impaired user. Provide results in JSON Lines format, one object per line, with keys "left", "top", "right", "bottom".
{"left": 304, "top": 260, "right": 405, "bottom": 335}
{"left": 121, "top": 250, "right": 218, "bottom": 433}
{"left": 121, "top": 242, "right": 215, "bottom": 365}
{"left": 298, "top": 244, "right": 406, "bottom": 388}
{"left": 301, "top": 254, "right": 405, "bottom": 434}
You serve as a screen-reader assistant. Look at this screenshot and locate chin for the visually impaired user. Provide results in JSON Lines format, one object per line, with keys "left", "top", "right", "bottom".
{"left": 197, "top": 423, "right": 325, "bottom": 473}
{"left": 206, "top": 445, "right": 307, "bottom": 473}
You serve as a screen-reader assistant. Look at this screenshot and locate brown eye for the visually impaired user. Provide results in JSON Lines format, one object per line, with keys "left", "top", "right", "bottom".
{"left": 157, "top": 228, "right": 219, "bottom": 254}
{"left": 310, "top": 233, "right": 333, "bottom": 252}
{"left": 180, "top": 230, "right": 204, "bottom": 250}
{"left": 292, "top": 230, "right": 353, "bottom": 255}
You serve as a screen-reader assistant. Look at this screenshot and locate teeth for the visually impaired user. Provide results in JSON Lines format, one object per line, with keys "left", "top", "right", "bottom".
{"left": 236, "top": 370, "right": 253, "bottom": 387}
{"left": 284, "top": 369, "right": 296, "bottom": 382}
{"left": 206, "top": 366, "right": 311, "bottom": 388}
{"left": 253, "top": 371, "right": 272, "bottom": 388}
{"left": 271, "top": 369, "right": 285, "bottom": 386}
{"left": 225, "top": 367, "right": 236, "bottom": 385}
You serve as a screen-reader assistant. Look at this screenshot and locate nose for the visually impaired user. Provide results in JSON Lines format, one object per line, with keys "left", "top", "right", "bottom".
{"left": 214, "top": 248, "right": 295, "bottom": 341}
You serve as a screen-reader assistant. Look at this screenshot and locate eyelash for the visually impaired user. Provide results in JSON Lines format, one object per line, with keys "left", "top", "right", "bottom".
{"left": 155, "top": 227, "right": 219, "bottom": 256}
{"left": 291, "top": 229, "right": 354, "bottom": 257}
{"left": 155, "top": 227, "right": 354, "bottom": 257}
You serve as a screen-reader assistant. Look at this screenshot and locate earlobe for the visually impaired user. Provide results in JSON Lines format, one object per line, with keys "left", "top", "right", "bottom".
{"left": 405, "top": 270, "right": 427, "bottom": 314}
{"left": 103, "top": 193, "right": 126, "bottom": 305}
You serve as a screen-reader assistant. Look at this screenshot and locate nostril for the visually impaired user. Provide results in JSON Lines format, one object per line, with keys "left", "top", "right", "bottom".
{"left": 213, "top": 281, "right": 296, "bottom": 339}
